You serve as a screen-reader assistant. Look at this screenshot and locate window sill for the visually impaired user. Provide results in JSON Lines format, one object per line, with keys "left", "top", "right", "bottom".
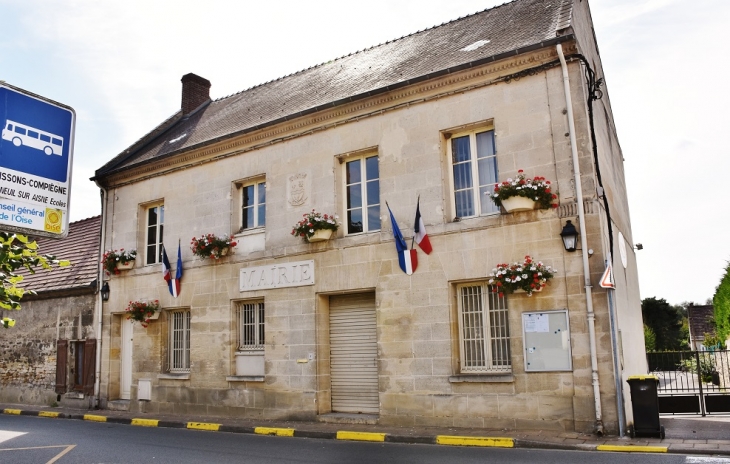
{"left": 449, "top": 374, "right": 514, "bottom": 383}
{"left": 234, "top": 228, "right": 265, "bottom": 238}
{"left": 452, "top": 212, "right": 500, "bottom": 222}
{"left": 226, "top": 375, "right": 265, "bottom": 382}
{"left": 157, "top": 373, "right": 190, "bottom": 380}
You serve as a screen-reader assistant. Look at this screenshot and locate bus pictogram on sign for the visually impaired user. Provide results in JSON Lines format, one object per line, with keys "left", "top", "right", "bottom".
{"left": 2, "top": 120, "right": 64, "bottom": 156}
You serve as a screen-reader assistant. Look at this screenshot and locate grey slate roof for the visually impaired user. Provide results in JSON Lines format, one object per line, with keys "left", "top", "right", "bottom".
{"left": 95, "top": 0, "right": 572, "bottom": 178}
{"left": 17, "top": 216, "right": 101, "bottom": 295}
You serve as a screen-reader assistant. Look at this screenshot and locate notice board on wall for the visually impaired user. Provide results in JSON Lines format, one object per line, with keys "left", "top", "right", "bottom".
{"left": 522, "top": 310, "right": 572, "bottom": 372}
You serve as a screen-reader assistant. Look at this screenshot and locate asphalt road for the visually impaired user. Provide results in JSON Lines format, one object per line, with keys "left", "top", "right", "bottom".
{"left": 0, "top": 415, "right": 726, "bottom": 464}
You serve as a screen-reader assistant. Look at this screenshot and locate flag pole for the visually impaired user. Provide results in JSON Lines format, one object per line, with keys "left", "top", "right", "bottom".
{"left": 411, "top": 195, "right": 419, "bottom": 250}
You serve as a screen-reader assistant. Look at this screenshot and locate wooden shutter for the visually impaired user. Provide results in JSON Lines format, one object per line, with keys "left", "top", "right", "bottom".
{"left": 55, "top": 339, "right": 68, "bottom": 394}
{"left": 329, "top": 293, "right": 379, "bottom": 414}
{"left": 83, "top": 339, "right": 97, "bottom": 395}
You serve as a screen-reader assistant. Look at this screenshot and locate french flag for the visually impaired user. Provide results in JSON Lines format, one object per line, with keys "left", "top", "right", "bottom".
{"left": 413, "top": 198, "right": 432, "bottom": 254}
{"left": 387, "top": 203, "right": 417, "bottom": 275}
{"left": 162, "top": 243, "right": 183, "bottom": 298}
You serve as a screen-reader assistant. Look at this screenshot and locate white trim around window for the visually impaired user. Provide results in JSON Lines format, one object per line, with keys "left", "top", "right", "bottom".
{"left": 446, "top": 128, "right": 499, "bottom": 219}
{"left": 232, "top": 300, "right": 265, "bottom": 379}
{"left": 236, "top": 300, "right": 265, "bottom": 351}
{"left": 168, "top": 309, "right": 191, "bottom": 374}
{"left": 239, "top": 179, "right": 266, "bottom": 233}
{"left": 343, "top": 154, "right": 380, "bottom": 235}
{"left": 144, "top": 203, "right": 164, "bottom": 265}
{"left": 456, "top": 282, "right": 511, "bottom": 374}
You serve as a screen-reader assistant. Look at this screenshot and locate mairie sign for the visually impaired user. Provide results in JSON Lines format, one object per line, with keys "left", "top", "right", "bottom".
{"left": 0, "top": 83, "right": 75, "bottom": 238}
{"left": 240, "top": 260, "right": 315, "bottom": 292}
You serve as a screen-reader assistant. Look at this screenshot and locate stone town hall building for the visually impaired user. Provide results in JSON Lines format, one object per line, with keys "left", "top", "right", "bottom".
{"left": 91, "top": 0, "right": 645, "bottom": 434}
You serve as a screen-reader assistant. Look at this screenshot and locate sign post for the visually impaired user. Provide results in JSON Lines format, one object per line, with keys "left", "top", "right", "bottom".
{"left": 0, "top": 82, "right": 75, "bottom": 238}
{"left": 599, "top": 262, "right": 615, "bottom": 289}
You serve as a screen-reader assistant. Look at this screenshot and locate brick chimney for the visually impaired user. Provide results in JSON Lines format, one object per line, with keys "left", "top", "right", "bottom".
{"left": 181, "top": 73, "right": 211, "bottom": 115}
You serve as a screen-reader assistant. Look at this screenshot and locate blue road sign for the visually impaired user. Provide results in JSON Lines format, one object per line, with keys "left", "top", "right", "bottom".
{"left": 0, "top": 83, "right": 75, "bottom": 238}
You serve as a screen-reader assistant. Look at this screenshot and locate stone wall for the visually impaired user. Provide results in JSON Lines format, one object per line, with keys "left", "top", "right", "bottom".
{"left": 99, "top": 43, "right": 636, "bottom": 433}
{"left": 0, "top": 293, "right": 95, "bottom": 405}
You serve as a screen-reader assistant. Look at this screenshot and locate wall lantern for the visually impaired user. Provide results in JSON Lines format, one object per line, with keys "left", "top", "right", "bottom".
{"left": 560, "top": 220, "right": 579, "bottom": 252}
{"left": 101, "top": 281, "right": 110, "bottom": 302}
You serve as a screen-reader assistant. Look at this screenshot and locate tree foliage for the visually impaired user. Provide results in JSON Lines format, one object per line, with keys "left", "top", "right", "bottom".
{"left": 641, "top": 297, "right": 688, "bottom": 351}
{"left": 643, "top": 324, "right": 656, "bottom": 352}
{"left": 713, "top": 262, "right": 730, "bottom": 342}
{"left": 0, "top": 231, "right": 70, "bottom": 314}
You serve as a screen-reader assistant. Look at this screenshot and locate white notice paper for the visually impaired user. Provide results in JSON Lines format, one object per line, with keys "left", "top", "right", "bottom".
{"left": 524, "top": 314, "right": 549, "bottom": 333}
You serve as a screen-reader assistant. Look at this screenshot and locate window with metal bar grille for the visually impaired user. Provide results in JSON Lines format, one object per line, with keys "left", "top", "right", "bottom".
{"left": 168, "top": 310, "right": 190, "bottom": 373}
{"left": 456, "top": 283, "right": 510, "bottom": 373}
{"left": 236, "top": 301, "right": 264, "bottom": 351}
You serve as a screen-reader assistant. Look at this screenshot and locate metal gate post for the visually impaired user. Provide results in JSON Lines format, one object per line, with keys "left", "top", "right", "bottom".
{"left": 695, "top": 351, "right": 706, "bottom": 416}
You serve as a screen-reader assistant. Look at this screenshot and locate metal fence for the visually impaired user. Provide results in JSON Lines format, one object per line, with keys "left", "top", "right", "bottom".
{"left": 647, "top": 350, "right": 730, "bottom": 415}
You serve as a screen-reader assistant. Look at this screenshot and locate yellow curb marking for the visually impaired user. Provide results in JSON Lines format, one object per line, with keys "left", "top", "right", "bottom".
{"left": 436, "top": 436, "right": 515, "bottom": 448}
{"left": 255, "top": 427, "right": 295, "bottom": 437}
{"left": 336, "top": 431, "right": 386, "bottom": 442}
{"left": 38, "top": 411, "right": 60, "bottom": 418}
{"left": 597, "top": 445, "right": 667, "bottom": 453}
{"left": 83, "top": 414, "right": 107, "bottom": 422}
{"left": 187, "top": 422, "right": 220, "bottom": 431}
{"left": 132, "top": 418, "right": 159, "bottom": 427}
{"left": 3, "top": 409, "right": 21, "bottom": 415}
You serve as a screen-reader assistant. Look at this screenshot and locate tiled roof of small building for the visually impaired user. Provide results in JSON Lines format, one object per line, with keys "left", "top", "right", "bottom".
{"left": 688, "top": 305, "right": 715, "bottom": 341}
{"left": 17, "top": 216, "right": 101, "bottom": 294}
{"left": 95, "top": 0, "right": 572, "bottom": 178}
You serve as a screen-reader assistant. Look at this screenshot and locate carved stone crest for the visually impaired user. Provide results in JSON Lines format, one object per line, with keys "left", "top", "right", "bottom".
{"left": 288, "top": 173, "right": 308, "bottom": 207}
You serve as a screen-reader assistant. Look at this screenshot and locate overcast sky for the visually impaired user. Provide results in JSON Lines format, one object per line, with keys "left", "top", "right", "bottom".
{"left": 1, "top": 0, "right": 728, "bottom": 305}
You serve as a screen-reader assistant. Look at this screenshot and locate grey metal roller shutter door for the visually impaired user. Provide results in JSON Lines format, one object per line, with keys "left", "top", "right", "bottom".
{"left": 329, "top": 293, "right": 378, "bottom": 414}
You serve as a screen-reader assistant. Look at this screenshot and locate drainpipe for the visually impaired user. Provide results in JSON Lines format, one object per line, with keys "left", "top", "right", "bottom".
{"left": 93, "top": 182, "right": 108, "bottom": 408}
{"left": 557, "top": 44, "right": 604, "bottom": 436}
{"left": 606, "top": 277, "right": 625, "bottom": 437}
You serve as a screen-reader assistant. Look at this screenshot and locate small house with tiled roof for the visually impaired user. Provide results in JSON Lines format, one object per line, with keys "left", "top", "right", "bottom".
{"left": 688, "top": 304, "right": 717, "bottom": 351}
{"left": 0, "top": 216, "right": 101, "bottom": 407}
{"left": 92, "top": 0, "right": 645, "bottom": 435}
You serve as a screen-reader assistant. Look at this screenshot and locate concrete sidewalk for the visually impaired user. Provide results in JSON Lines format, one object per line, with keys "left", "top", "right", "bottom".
{"left": 2, "top": 403, "right": 730, "bottom": 456}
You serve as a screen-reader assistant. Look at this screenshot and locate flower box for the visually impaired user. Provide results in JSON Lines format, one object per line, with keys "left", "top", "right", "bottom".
{"left": 489, "top": 256, "right": 556, "bottom": 297}
{"left": 514, "top": 286, "right": 542, "bottom": 294}
{"left": 307, "top": 229, "right": 333, "bottom": 243}
{"left": 501, "top": 196, "right": 536, "bottom": 213}
{"left": 487, "top": 170, "right": 558, "bottom": 213}
{"left": 116, "top": 261, "right": 135, "bottom": 271}
{"left": 191, "top": 234, "right": 237, "bottom": 260}
{"left": 292, "top": 210, "right": 340, "bottom": 242}
{"left": 125, "top": 300, "right": 160, "bottom": 328}
{"left": 102, "top": 249, "right": 137, "bottom": 275}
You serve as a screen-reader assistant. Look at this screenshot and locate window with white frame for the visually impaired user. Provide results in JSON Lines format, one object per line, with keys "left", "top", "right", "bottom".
{"left": 344, "top": 155, "right": 380, "bottom": 234}
{"left": 145, "top": 204, "right": 164, "bottom": 265}
{"left": 448, "top": 129, "right": 499, "bottom": 218}
{"left": 236, "top": 301, "right": 264, "bottom": 351}
{"left": 168, "top": 310, "right": 190, "bottom": 373}
{"left": 456, "top": 283, "right": 510, "bottom": 373}
{"left": 240, "top": 180, "right": 266, "bottom": 232}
